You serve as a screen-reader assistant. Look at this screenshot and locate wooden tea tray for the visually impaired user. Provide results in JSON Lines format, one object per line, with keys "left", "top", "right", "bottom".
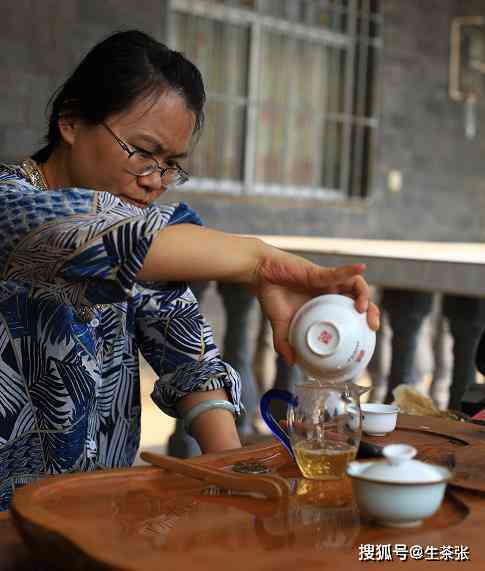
{"left": 362, "top": 413, "right": 485, "bottom": 486}
{"left": 448, "top": 443, "right": 485, "bottom": 493}
{"left": 8, "top": 415, "right": 485, "bottom": 570}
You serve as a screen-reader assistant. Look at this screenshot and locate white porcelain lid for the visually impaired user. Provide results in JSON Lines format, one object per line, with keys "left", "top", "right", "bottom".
{"left": 288, "top": 294, "right": 376, "bottom": 381}
{"left": 359, "top": 444, "right": 443, "bottom": 483}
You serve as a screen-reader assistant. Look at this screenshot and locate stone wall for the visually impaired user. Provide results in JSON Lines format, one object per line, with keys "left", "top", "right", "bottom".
{"left": 2, "top": 0, "right": 485, "bottom": 242}
{"left": 171, "top": 0, "right": 485, "bottom": 242}
{"left": 0, "top": 0, "right": 165, "bottom": 161}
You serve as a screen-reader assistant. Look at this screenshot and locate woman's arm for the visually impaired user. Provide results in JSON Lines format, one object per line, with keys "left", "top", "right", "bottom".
{"left": 176, "top": 388, "right": 242, "bottom": 453}
{"left": 137, "top": 225, "right": 263, "bottom": 285}
{"left": 138, "top": 224, "right": 380, "bottom": 364}
{"left": 138, "top": 224, "right": 381, "bottom": 455}
{"left": 135, "top": 281, "right": 243, "bottom": 452}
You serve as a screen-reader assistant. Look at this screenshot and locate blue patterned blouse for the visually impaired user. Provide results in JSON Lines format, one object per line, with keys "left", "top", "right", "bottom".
{"left": 0, "top": 160, "right": 241, "bottom": 510}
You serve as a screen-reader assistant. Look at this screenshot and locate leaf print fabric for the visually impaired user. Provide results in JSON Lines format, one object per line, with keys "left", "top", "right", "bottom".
{"left": 0, "top": 163, "right": 241, "bottom": 510}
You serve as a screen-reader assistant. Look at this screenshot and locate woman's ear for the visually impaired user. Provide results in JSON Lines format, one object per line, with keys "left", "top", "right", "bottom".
{"left": 58, "top": 115, "right": 78, "bottom": 146}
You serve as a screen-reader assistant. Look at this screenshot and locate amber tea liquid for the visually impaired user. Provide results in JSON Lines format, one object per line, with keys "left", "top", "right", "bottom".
{"left": 293, "top": 440, "right": 357, "bottom": 480}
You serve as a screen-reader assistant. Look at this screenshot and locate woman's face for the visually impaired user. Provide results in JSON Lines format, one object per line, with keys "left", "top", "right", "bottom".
{"left": 60, "top": 90, "right": 196, "bottom": 208}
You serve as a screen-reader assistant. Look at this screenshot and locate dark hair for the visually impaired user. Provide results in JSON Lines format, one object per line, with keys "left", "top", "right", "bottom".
{"left": 33, "top": 30, "right": 206, "bottom": 162}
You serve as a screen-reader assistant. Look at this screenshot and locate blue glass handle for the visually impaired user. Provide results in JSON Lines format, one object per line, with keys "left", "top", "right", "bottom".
{"left": 260, "top": 389, "right": 297, "bottom": 458}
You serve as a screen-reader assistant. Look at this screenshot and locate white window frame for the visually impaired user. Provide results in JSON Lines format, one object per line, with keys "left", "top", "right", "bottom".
{"left": 168, "top": 0, "right": 381, "bottom": 201}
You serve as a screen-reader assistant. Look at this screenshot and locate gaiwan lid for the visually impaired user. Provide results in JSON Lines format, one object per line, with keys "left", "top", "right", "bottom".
{"left": 359, "top": 444, "right": 445, "bottom": 483}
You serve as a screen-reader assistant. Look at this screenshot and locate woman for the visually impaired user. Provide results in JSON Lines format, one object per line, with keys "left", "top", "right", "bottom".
{"left": 0, "top": 30, "right": 379, "bottom": 510}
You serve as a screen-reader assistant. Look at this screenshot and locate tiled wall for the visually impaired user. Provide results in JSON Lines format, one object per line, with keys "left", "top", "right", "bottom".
{"left": 172, "top": 0, "right": 485, "bottom": 242}
{"left": 2, "top": 0, "right": 485, "bottom": 241}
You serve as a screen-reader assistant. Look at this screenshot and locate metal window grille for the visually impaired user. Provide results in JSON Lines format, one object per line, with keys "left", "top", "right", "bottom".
{"left": 169, "top": 0, "right": 381, "bottom": 200}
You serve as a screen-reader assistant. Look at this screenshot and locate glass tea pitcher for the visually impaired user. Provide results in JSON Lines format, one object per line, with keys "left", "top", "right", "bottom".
{"left": 260, "top": 380, "right": 368, "bottom": 480}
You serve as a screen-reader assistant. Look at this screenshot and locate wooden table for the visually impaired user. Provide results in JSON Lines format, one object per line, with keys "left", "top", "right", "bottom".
{"left": 253, "top": 236, "right": 485, "bottom": 296}
{"left": 4, "top": 414, "right": 485, "bottom": 570}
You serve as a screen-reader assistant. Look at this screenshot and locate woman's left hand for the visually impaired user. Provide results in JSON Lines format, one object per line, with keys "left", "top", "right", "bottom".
{"left": 252, "top": 250, "right": 380, "bottom": 364}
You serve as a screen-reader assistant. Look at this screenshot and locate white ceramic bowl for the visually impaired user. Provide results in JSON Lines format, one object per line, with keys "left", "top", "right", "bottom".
{"left": 346, "top": 444, "right": 452, "bottom": 527}
{"left": 361, "top": 403, "right": 399, "bottom": 436}
{"left": 289, "top": 294, "right": 376, "bottom": 382}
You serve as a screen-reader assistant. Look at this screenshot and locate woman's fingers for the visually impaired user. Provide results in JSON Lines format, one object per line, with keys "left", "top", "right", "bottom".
{"left": 337, "top": 278, "right": 380, "bottom": 331}
{"left": 313, "top": 263, "right": 366, "bottom": 290}
{"left": 304, "top": 263, "right": 367, "bottom": 297}
{"left": 257, "top": 254, "right": 366, "bottom": 295}
{"left": 271, "top": 320, "right": 295, "bottom": 365}
{"left": 338, "top": 275, "right": 379, "bottom": 330}
{"left": 367, "top": 302, "right": 380, "bottom": 331}
{"left": 348, "top": 275, "right": 369, "bottom": 313}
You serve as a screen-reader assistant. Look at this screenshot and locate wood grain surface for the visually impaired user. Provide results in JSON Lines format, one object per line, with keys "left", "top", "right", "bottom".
{"left": 5, "top": 416, "right": 485, "bottom": 570}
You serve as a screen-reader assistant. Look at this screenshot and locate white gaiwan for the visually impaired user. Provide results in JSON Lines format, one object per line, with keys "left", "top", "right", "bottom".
{"left": 289, "top": 294, "right": 376, "bottom": 382}
{"left": 346, "top": 444, "right": 452, "bottom": 527}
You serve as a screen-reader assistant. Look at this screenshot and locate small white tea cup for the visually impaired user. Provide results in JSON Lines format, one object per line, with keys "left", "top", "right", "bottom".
{"left": 361, "top": 403, "right": 399, "bottom": 436}
{"left": 289, "top": 294, "right": 376, "bottom": 382}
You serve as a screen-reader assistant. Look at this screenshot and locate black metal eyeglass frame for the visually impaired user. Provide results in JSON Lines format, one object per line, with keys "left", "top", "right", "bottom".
{"left": 102, "top": 123, "right": 190, "bottom": 185}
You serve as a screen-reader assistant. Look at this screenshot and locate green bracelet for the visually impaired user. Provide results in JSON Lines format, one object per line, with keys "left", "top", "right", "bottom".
{"left": 183, "top": 399, "right": 236, "bottom": 436}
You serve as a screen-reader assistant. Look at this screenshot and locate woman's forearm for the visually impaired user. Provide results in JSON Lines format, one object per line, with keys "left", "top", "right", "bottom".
{"left": 176, "top": 388, "right": 242, "bottom": 453}
{"left": 137, "top": 225, "right": 267, "bottom": 285}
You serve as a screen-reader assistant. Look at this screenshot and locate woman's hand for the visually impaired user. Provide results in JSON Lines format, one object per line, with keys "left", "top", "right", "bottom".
{"left": 251, "top": 249, "right": 380, "bottom": 364}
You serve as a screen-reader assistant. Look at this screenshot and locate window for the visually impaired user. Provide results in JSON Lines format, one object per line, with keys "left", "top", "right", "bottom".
{"left": 169, "top": 0, "right": 381, "bottom": 200}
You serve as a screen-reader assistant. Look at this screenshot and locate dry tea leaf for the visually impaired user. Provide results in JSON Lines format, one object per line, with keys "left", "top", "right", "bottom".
{"left": 391, "top": 385, "right": 463, "bottom": 421}
{"left": 392, "top": 385, "right": 443, "bottom": 417}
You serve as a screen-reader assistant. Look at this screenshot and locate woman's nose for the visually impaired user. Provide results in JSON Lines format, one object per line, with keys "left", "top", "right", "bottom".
{"left": 138, "top": 171, "right": 165, "bottom": 193}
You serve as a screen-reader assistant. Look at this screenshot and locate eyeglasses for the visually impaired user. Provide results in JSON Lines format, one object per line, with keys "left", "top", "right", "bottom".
{"left": 102, "top": 123, "right": 190, "bottom": 186}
